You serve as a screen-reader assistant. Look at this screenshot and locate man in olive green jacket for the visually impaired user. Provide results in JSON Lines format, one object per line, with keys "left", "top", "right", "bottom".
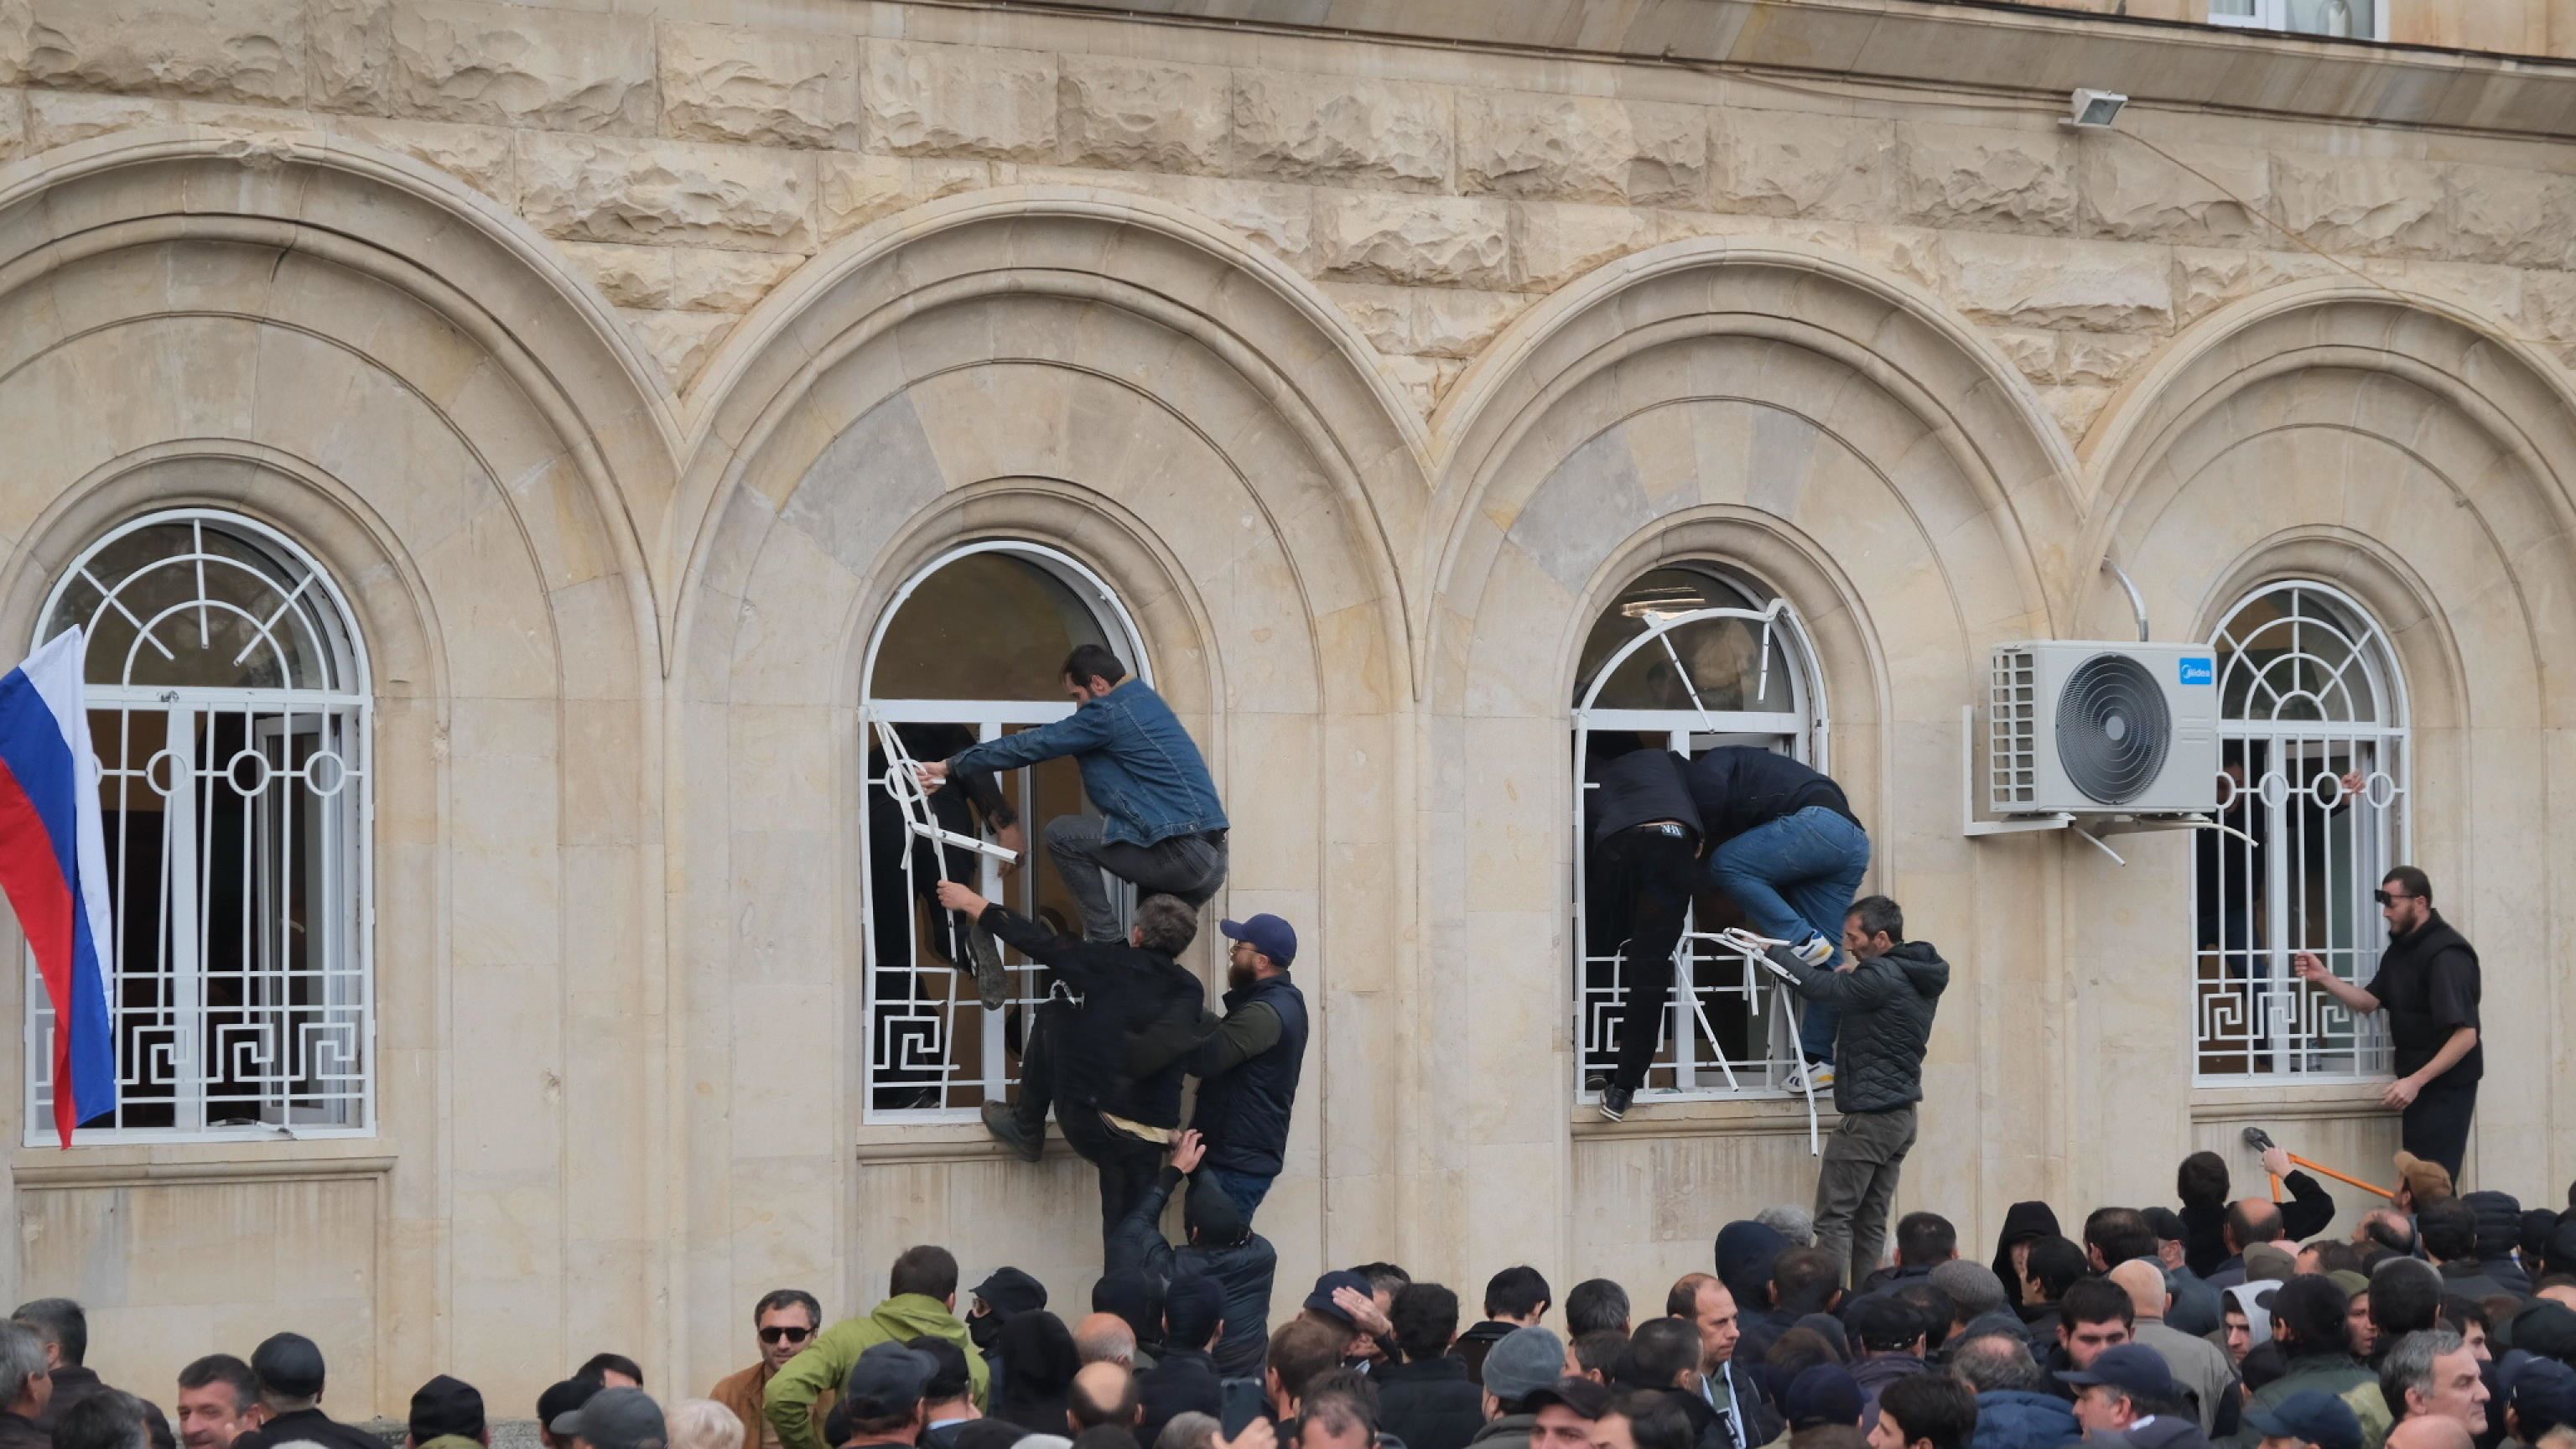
{"left": 766, "top": 1247, "right": 990, "bottom": 1449}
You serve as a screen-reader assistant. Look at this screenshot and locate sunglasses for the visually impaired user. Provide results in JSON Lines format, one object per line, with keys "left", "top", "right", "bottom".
{"left": 2372, "top": 890, "right": 2415, "bottom": 907}
{"left": 759, "top": 1326, "right": 813, "bottom": 1345}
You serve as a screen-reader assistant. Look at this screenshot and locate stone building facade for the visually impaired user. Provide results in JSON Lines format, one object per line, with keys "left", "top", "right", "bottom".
{"left": 0, "top": 0, "right": 2573, "bottom": 1420}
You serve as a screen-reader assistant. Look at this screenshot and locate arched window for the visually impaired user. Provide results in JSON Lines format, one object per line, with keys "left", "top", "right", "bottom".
{"left": 2193, "top": 581, "right": 2405, "bottom": 1082}
{"left": 1570, "top": 564, "right": 1826, "bottom": 1104}
{"left": 29, "top": 510, "right": 372, "bottom": 1140}
{"left": 860, "top": 542, "right": 1149, "bottom": 1121}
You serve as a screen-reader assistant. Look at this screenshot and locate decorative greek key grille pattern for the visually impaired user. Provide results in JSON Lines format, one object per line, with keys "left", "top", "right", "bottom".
{"left": 26, "top": 511, "right": 372, "bottom": 1140}
{"left": 2193, "top": 581, "right": 2400, "bottom": 1082}
{"left": 1571, "top": 568, "right": 1828, "bottom": 1102}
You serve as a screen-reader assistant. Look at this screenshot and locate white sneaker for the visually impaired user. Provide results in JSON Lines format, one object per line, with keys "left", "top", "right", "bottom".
{"left": 1790, "top": 934, "right": 1835, "bottom": 967}
{"left": 1785, "top": 1060, "right": 1835, "bottom": 1093}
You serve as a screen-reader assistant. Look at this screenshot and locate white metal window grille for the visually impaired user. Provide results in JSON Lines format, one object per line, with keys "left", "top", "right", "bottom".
{"left": 26, "top": 510, "right": 372, "bottom": 1141}
{"left": 2208, "top": 0, "right": 2385, "bottom": 40}
{"left": 2193, "top": 581, "right": 2402, "bottom": 1083}
{"left": 859, "top": 542, "right": 1150, "bottom": 1123}
{"left": 1570, "top": 566, "right": 1827, "bottom": 1104}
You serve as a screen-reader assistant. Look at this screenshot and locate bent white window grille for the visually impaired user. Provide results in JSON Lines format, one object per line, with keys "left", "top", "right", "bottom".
{"left": 1570, "top": 565, "right": 1828, "bottom": 1104}
{"left": 860, "top": 542, "right": 1149, "bottom": 1123}
{"left": 2193, "top": 581, "right": 2403, "bottom": 1083}
{"left": 27, "top": 510, "right": 373, "bottom": 1141}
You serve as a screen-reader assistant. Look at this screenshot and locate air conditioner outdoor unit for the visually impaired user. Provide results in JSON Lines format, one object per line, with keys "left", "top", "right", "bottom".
{"left": 1988, "top": 641, "right": 2220, "bottom": 815}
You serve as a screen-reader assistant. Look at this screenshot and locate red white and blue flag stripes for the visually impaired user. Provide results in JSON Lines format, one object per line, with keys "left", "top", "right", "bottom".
{"left": 0, "top": 629, "right": 117, "bottom": 1145}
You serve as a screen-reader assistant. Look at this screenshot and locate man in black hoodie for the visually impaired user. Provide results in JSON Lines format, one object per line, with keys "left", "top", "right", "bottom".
{"left": 1109, "top": 1130, "right": 1280, "bottom": 1382}
{"left": 1377, "top": 1284, "right": 1485, "bottom": 1449}
{"left": 2293, "top": 865, "right": 2481, "bottom": 1181}
{"left": 939, "top": 882, "right": 1209, "bottom": 1245}
{"left": 1456, "top": 1270, "right": 1553, "bottom": 1387}
{"left": 1763, "top": 896, "right": 1948, "bottom": 1289}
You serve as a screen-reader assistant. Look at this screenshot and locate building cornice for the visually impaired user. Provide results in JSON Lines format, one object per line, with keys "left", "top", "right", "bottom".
{"left": 979, "top": 0, "right": 2576, "bottom": 139}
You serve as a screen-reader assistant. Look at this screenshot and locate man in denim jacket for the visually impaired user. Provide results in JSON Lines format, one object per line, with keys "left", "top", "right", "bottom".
{"left": 920, "top": 643, "right": 1229, "bottom": 943}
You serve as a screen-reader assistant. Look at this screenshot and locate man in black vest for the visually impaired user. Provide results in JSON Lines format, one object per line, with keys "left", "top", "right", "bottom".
{"left": 1187, "top": 913, "right": 1309, "bottom": 1222}
{"left": 2293, "top": 864, "right": 2481, "bottom": 1181}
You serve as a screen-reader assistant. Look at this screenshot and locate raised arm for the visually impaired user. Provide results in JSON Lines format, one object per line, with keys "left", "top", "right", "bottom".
{"left": 2293, "top": 953, "right": 2380, "bottom": 1015}
{"left": 933, "top": 704, "right": 1114, "bottom": 782}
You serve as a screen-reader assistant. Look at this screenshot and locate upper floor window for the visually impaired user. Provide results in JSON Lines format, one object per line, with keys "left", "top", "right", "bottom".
{"left": 2193, "top": 581, "right": 2402, "bottom": 1083}
{"left": 2209, "top": 0, "right": 2384, "bottom": 40}
{"left": 1571, "top": 564, "right": 1826, "bottom": 1104}
{"left": 860, "top": 541, "right": 1148, "bottom": 1122}
{"left": 29, "top": 510, "right": 372, "bottom": 1140}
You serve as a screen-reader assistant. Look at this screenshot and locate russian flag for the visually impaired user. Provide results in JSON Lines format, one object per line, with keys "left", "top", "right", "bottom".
{"left": 0, "top": 629, "right": 117, "bottom": 1145}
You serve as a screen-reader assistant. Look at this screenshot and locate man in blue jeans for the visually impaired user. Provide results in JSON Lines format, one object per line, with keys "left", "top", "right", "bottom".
{"left": 920, "top": 644, "right": 1228, "bottom": 943}
{"left": 1676, "top": 747, "right": 1870, "bottom": 1089}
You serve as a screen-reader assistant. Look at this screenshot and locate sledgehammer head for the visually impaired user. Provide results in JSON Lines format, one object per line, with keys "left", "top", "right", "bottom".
{"left": 2241, "top": 1125, "right": 2277, "bottom": 1153}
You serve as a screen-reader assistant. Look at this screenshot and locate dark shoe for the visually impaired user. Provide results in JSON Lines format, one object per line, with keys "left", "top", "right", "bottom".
{"left": 982, "top": 1102, "right": 1043, "bottom": 1162}
{"left": 1582, "top": 1071, "right": 1608, "bottom": 1093}
{"left": 965, "top": 925, "right": 1008, "bottom": 1010}
{"left": 1597, "top": 1083, "right": 1633, "bottom": 1122}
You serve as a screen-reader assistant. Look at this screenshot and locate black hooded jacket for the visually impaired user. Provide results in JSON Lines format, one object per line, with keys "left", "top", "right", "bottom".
{"left": 990, "top": 1312, "right": 1079, "bottom": 1434}
{"left": 1770, "top": 939, "right": 1949, "bottom": 1114}
{"left": 979, "top": 905, "right": 1208, "bottom": 1125}
{"left": 1992, "top": 1202, "right": 2062, "bottom": 1303}
{"left": 1108, "top": 1166, "right": 1280, "bottom": 1380}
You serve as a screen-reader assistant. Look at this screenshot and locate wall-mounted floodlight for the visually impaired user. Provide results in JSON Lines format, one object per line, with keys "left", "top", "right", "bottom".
{"left": 2066, "top": 88, "right": 2127, "bottom": 129}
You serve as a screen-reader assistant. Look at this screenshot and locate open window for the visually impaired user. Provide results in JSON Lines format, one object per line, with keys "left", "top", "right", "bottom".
{"left": 860, "top": 541, "right": 1150, "bottom": 1122}
{"left": 1569, "top": 564, "right": 1827, "bottom": 1104}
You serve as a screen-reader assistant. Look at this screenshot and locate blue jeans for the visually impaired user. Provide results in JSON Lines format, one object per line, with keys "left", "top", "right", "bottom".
{"left": 1709, "top": 806, "right": 1872, "bottom": 1062}
{"left": 1202, "top": 1166, "right": 1274, "bottom": 1221}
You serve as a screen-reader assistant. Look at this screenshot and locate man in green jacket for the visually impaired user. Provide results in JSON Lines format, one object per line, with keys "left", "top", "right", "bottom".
{"left": 766, "top": 1246, "right": 990, "bottom": 1449}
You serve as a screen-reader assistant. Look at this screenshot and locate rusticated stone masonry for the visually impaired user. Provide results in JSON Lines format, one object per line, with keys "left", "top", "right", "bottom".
{"left": 0, "top": 0, "right": 2570, "bottom": 429}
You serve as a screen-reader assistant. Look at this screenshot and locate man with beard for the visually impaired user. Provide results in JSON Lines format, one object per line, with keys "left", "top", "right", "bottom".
{"left": 1185, "top": 914, "right": 1309, "bottom": 1223}
{"left": 2293, "top": 865, "right": 2481, "bottom": 1181}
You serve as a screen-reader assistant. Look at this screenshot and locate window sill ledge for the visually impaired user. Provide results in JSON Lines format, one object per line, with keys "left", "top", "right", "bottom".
{"left": 1572, "top": 1094, "right": 1837, "bottom": 1142}
{"left": 2189, "top": 1083, "right": 2392, "bottom": 1120}
{"left": 10, "top": 1140, "right": 394, "bottom": 1187}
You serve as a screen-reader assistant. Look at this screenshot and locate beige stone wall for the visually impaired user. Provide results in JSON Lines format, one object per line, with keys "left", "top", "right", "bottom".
{"left": 0, "top": 0, "right": 2566, "bottom": 1424}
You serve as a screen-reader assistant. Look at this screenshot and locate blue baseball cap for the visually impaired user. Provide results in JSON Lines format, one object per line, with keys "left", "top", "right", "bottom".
{"left": 2243, "top": 1390, "right": 2363, "bottom": 1449}
{"left": 1220, "top": 914, "right": 1296, "bottom": 967}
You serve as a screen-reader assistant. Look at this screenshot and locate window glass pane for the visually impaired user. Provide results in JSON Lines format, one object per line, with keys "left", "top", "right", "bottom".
{"left": 45, "top": 519, "right": 350, "bottom": 693}
{"left": 2210, "top": 0, "right": 2258, "bottom": 13}
{"left": 872, "top": 551, "right": 1115, "bottom": 700}
{"left": 2283, "top": 0, "right": 2361, "bottom": 34}
{"left": 1575, "top": 567, "right": 1794, "bottom": 712}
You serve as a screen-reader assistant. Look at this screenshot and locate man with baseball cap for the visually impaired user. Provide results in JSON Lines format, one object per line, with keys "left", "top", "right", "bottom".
{"left": 1186, "top": 912, "right": 1308, "bottom": 1223}
{"left": 407, "top": 1376, "right": 487, "bottom": 1449}
{"left": 2503, "top": 1359, "right": 2576, "bottom": 1449}
{"left": 551, "top": 1386, "right": 668, "bottom": 1449}
{"left": 2056, "top": 1343, "right": 2215, "bottom": 1449}
{"left": 227, "top": 1334, "right": 384, "bottom": 1449}
{"left": 2245, "top": 1391, "right": 2364, "bottom": 1449}
{"left": 1520, "top": 1377, "right": 1612, "bottom": 1449}
{"left": 821, "top": 1343, "right": 937, "bottom": 1449}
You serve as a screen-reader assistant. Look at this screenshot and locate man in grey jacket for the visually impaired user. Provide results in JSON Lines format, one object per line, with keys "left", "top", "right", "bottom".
{"left": 1765, "top": 896, "right": 1949, "bottom": 1289}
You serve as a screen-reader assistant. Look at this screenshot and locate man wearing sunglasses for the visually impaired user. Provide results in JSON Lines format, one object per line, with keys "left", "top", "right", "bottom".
{"left": 714, "top": 1290, "right": 824, "bottom": 1449}
{"left": 2293, "top": 865, "right": 2482, "bottom": 1181}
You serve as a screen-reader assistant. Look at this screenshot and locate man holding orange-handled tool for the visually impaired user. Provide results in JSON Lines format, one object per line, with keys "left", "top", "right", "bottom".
{"left": 2291, "top": 865, "right": 2482, "bottom": 1182}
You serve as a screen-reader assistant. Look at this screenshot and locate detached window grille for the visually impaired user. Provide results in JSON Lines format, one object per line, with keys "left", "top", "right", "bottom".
{"left": 2193, "top": 581, "right": 2402, "bottom": 1083}
{"left": 27, "top": 510, "right": 372, "bottom": 1140}
{"left": 860, "top": 543, "right": 1149, "bottom": 1122}
{"left": 1570, "top": 566, "right": 1827, "bottom": 1104}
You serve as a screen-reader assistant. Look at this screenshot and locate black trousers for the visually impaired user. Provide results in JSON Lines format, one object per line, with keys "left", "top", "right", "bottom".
{"left": 2402, "top": 1080, "right": 2477, "bottom": 1182}
{"left": 1600, "top": 823, "right": 1702, "bottom": 1093}
{"left": 1059, "top": 1104, "right": 1165, "bottom": 1246}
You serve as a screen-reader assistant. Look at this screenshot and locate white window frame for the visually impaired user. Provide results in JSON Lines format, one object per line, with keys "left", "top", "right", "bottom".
{"left": 26, "top": 509, "right": 374, "bottom": 1143}
{"left": 1570, "top": 573, "right": 1830, "bottom": 1105}
{"left": 2207, "top": 0, "right": 2386, "bottom": 41}
{"left": 2192, "top": 579, "right": 2403, "bottom": 1085}
{"left": 857, "top": 540, "right": 1150, "bottom": 1124}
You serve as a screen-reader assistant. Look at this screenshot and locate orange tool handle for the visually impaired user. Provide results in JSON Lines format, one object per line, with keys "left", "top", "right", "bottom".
{"left": 2286, "top": 1152, "right": 2394, "bottom": 1200}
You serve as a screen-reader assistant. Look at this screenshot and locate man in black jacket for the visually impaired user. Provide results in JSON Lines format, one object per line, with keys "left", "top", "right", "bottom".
{"left": 227, "top": 1333, "right": 392, "bottom": 1449}
{"left": 1582, "top": 745, "right": 1702, "bottom": 1122}
{"left": 0, "top": 1322, "right": 49, "bottom": 1449}
{"left": 1188, "top": 913, "right": 1309, "bottom": 1223}
{"left": 1763, "top": 897, "right": 1945, "bottom": 1289}
{"left": 11, "top": 1300, "right": 172, "bottom": 1449}
{"left": 938, "top": 882, "right": 1209, "bottom": 1246}
{"left": 1109, "top": 1130, "right": 1280, "bottom": 1382}
{"left": 1378, "top": 1284, "right": 1485, "bottom": 1449}
{"left": 1137, "top": 1276, "right": 1228, "bottom": 1449}
{"left": 2293, "top": 865, "right": 2482, "bottom": 1181}
{"left": 1680, "top": 747, "right": 1870, "bottom": 1087}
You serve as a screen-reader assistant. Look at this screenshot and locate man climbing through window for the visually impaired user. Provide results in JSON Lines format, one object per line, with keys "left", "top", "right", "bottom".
{"left": 917, "top": 644, "right": 1228, "bottom": 945}
{"left": 1677, "top": 746, "right": 1870, "bottom": 1090}
{"left": 1583, "top": 741, "right": 1703, "bottom": 1123}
